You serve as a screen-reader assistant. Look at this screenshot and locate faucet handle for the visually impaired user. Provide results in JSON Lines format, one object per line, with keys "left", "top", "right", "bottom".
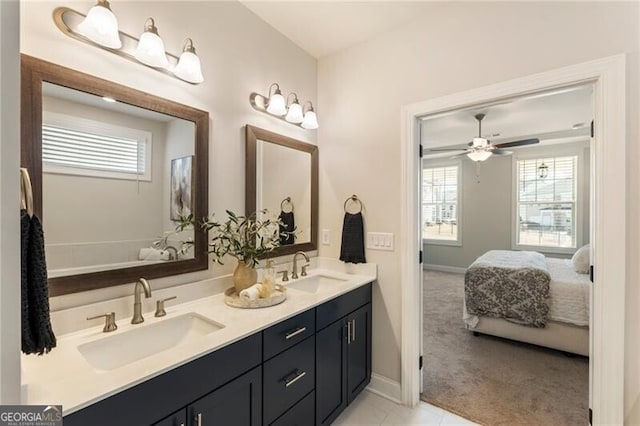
{"left": 301, "top": 264, "right": 310, "bottom": 277}
{"left": 87, "top": 312, "right": 118, "bottom": 333}
{"left": 155, "top": 296, "right": 177, "bottom": 317}
{"left": 277, "top": 270, "right": 289, "bottom": 282}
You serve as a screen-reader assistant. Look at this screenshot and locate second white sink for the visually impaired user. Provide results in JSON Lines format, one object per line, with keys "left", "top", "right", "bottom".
{"left": 78, "top": 313, "right": 224, "bottom": 371}
{"left": 286, "top": 274, "right": 348, "bottom": 294}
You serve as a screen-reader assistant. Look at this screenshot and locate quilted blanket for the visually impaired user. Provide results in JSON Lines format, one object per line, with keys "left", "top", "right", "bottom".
{"left": 464, "top": 250, "right": 551, "bottom": 327}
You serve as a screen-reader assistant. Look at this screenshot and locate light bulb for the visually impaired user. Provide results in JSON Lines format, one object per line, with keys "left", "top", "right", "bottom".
{"left": 467, "top": 150, "right": 492, "bottom": 162}
{"left": 174, "top": 39, "right": 204, "bottom": 83}
{"left": 134, "top": 18, "right": 168, "bottom": 68}
{"left": 77, "top": 0, "right": 122, "bottom": 49}
{"left": 285, "top": 101, "right": 304, "bottom": 123}
{"left": 301, "top": 110, "right": 319, "bottom": 129}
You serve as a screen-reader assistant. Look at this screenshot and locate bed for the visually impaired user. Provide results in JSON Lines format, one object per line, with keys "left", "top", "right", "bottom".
{"left": 463, "top": 250, "right": 591, "bottom": 356}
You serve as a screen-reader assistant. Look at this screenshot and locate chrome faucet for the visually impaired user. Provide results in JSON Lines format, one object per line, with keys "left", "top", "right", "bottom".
{"left": 291, "top": 251, "right": 310, "bottom": 279}
{"left": 165, "top": 245, "right": 178, "bottom": 261}
{"left": 131, "top": 278, "right": 152, "bottom": 324}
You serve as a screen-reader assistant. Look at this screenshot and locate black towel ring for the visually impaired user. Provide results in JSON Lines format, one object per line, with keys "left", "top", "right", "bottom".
{"left": 343, "top": 194, "right": 363, "bottom": 213}
{"left": 281, "top": 196, "right": 293, "bottom": 213}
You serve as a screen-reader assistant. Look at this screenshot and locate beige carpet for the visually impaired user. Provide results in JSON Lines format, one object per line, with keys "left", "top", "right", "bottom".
{"left": 421, "top": 270, "right": 589, "bottom": 426}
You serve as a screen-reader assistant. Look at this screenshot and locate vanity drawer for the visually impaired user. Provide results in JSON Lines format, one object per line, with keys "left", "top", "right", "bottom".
{"left": 270, "top": 391, "right": 315, "bottom": 426}
{"left": 316, "top": 283, "right": 372, "bottom": 330}
{"left": 263, "top": 336, "right": 315, "bottom": 425}
{"left": 263, "top": 309, "right": 315, "bottom": 360}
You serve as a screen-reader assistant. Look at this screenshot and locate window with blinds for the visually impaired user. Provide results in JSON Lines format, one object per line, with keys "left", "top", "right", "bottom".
{"left": 41, "top": 117, "right": 151, "bottom": 181}
{"left": 422, "top": 165, "right": 460, "bottom": 243}
{"left": 516, "top": 156, "right": 578, "bottom": 249}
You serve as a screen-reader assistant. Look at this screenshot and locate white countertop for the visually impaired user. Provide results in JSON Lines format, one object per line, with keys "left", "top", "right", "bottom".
{"left": 21, "top": 258, "right": 377, "bottom": 415}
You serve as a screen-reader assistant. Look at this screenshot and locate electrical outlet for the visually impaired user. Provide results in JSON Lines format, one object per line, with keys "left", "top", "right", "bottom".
{"left": 322, "top": 229, "right": 330, "bottom": 245}
{"left": 367, "top": 232, "right": 394, "bottom": 251}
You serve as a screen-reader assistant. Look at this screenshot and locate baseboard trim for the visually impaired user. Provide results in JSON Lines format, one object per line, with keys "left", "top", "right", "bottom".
{"left": 366, "top": 373, "right": 402, "bottom": 404}
{"left": 423, "top": 264, "right": 466, "bottom": 274}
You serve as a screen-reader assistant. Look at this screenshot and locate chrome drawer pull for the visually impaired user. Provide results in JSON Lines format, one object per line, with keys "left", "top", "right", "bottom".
{"left": 285, "top": 326, "right": 307, "bottom": 340}
{"left": 195, "top": 413, "right": 202, "bottom": 426}
{"left": 284, "top": 370, "right": 306, "bottom": 388}
{"left": 346, "top": 321, "right": 351, "bottom": 344}
{"left": 352, "top": 318, "right": 356, "bottom": 342}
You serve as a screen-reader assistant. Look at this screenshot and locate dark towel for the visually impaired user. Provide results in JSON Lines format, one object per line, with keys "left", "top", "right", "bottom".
{"left": 279, "top": 211, "right": 295, "bottom": 246}
{"left": 340, "top": 212, "right": 366, "bottom": 264}
{"left": 21, "top": 210, "right": 56, "bottom": 355}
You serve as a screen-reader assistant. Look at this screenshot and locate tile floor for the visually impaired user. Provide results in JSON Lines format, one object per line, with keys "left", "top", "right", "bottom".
{"left": 333, "top": 390, "right": 478, "bottom": 425}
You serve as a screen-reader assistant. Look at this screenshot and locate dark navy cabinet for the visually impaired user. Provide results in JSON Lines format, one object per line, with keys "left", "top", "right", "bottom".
{"left": 64, "top": 282, "right": 372, "bottom": 426}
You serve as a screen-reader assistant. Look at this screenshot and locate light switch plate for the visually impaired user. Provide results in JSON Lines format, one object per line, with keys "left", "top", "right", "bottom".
{"left": 322, "top": 229, "right": 330, "bottom": 245}
{"left": 367, "top": 232, "right": 394, "bottom": 251}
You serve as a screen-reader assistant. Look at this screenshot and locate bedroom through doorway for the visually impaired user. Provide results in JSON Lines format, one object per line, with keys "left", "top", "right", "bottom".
{"left": 419, "top": 84, "right": 594, "bottom": 425}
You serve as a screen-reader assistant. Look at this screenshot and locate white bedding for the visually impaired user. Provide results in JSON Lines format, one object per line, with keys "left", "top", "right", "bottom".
{"left": 546, "top": 258, "right": 591, "bottom": 326}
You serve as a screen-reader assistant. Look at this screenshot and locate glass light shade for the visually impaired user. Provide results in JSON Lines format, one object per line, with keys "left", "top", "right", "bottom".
{"left": 135, "top": 31, "right": 168, "bottom": 68}
{"left": 301, "top": 110, "right": 319, "bottom": 129}
{"left": 471, "top": 137, "right": 488, "bottom": 148}
{"left": 467, "top": 150, "right": 492, "bottom": 162}
{"left": 285, "top": 102, "right": 304, "bottom": 123}
{"left": 266, "top": 93, "right": 287, "bottom": 116}
{"left": 77, "top": 1, "right": 122, "bottom": 49}
{"left": 175, "top": 51, "right": 204, "bottom": 83}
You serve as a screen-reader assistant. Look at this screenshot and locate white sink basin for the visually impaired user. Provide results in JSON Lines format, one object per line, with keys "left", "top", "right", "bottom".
{"left": 286, "top": 274, "right": 347, "bottom": 293}
{"left": 78, "top": 313, "right": 224, "bottom": 371}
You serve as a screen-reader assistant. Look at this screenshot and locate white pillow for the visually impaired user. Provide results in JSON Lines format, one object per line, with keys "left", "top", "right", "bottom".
{"left": 572, "top": 244, "right": 590, "bottom": 274}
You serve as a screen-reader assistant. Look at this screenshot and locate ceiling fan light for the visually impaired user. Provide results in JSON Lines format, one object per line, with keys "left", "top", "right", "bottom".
{"left": 472, "top": 137, "right": 488, "bottom": 148}
{"left": 467, "top": 150, "right": 493, "bottom": 162}
{"left": 76, "top": 0, "right": 122, "bottom": 49}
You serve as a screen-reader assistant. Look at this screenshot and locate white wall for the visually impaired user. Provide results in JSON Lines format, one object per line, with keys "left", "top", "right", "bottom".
{"left": 20, "top": 1, "right": 317, "bottom": 308}
{"left": 0, "top": 0, "right": 21, "bottom": 405}
{"left": 316, "top": 2, "right": 639, "bottom": 420}
{"left": 424, "top": 141, "right": 590, "bottom": 269}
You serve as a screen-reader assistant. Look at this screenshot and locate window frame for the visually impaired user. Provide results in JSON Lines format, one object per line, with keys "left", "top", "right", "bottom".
{"left": 511, "top": 146, "right": 586, "bottom": 254}
{"left": 42, "top": 111, "right": 153, "bottom": 182}
{"left": 422, "top": 159, "right": 462, "bottom": 247}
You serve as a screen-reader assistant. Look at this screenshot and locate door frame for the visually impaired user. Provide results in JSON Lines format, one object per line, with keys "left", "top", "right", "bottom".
{"left": 400, "top": 55, "right": 626, "bottom": 425}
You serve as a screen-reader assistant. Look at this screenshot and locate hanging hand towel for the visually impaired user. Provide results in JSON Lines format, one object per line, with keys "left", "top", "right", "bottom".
{"left": 279, "top": 211, "right": 295, "bottom": 246}
{"left": 340, "top": 212, "right": 366, "bottom": 264}
{"left": 21, "top": 210, "right": 56, "bottom": 355}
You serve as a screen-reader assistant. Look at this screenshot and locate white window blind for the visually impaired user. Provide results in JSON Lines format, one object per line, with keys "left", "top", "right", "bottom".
{"left": 422, "top": 165, "right": 459, "bottom": 242}
{"left": 516, "top": 156, "right": 578, "bottom": 249}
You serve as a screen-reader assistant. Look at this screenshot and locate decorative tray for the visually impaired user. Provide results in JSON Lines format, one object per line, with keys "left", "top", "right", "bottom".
{"left": 224, "top": 286, "right": 287, "bottom": 309}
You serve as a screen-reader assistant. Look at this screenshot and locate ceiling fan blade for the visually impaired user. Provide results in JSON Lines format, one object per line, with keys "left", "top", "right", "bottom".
{"left": 427, "top": 148, "right": 470, "bottom": 152}
{"left": 493, "top": 138, "right": 540, "bottom": 148}
{"left": 450, "top": 152, "right": 470, "bottom": 159}
{"left": 491, "top": 149, "right": 513, "bottom": 156}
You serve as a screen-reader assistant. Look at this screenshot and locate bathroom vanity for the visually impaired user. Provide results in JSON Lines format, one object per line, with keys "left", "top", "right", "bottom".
{"left": 22, "top": 261, "right": 375, "bottom": 426}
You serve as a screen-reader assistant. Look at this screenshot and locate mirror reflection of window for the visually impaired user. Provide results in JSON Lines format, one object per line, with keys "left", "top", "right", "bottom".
{"left": 41, "top": 82, "right": 196, "bottom": 278}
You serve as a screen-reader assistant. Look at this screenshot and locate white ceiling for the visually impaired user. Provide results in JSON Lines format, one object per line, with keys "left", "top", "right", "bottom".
{"left": 240, "top": 1, "right": 431, "bottom": 58}
{"left": 421, "top": 85, "right": 594, "bottom": 151}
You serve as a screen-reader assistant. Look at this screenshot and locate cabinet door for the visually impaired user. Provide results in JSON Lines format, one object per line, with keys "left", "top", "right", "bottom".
{"left": 347, "top": 303, "right": 372, "bottom": 404}
{"left": 153, "top": 409, "right": 186, "bottom": 426}
{"left": 188, "top": 366, "right": 261, "bottom": 426}
{"left": 315, "top": 319, "right": 348, "bottom": 426}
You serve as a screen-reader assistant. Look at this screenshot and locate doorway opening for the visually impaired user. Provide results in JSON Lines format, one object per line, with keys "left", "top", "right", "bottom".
{"left": 419, "top": 84, "right": 593, "bottom": 425}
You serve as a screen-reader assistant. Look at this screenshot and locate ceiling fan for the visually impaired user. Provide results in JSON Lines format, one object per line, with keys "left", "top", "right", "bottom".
{"left": 428, "top": 113, "right": 540, "bottom": 161}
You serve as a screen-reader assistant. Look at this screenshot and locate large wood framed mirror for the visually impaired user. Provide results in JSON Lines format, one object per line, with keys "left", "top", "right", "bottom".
{"left": 21, "top": 55, "right": 209, "bottom": 296}
{"left": 245, "top": 125, "right": 318, "bottom": 258}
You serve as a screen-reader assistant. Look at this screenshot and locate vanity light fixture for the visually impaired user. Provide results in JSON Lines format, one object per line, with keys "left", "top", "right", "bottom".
{"left": 174, "top": 39, "right": 204, "bottom": 84}
{"left": 76, "top": 0, "right": 122, "bottom": 49}
{"left": 53, "top": 5, "right": 204, "bottom": 84}
{"left": 134, "top": 18, "right": 168, "bottom": 68}
{"left": 266, "top": 84, "right": 287, "bottom": 116}
{"left": 285, "top": 93, "right": 304, "bottom": 124}
{"left": 249, "top": 84, "right": 319, "bottom": 129}
{"left": 301, "top": 102, "right": 319, "bottom": 130}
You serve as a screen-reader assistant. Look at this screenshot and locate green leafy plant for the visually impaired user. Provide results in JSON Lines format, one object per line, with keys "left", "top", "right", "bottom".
{"left": 158, "top": 210, "right": 288, "bottom": 267}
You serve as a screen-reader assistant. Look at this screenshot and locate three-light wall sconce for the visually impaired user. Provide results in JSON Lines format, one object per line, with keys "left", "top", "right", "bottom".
{"left": 250, "top": 83, "right": 319, "bottom": 129}
{"left": 53, "top": 0, "right": 204, "bottom": 84}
